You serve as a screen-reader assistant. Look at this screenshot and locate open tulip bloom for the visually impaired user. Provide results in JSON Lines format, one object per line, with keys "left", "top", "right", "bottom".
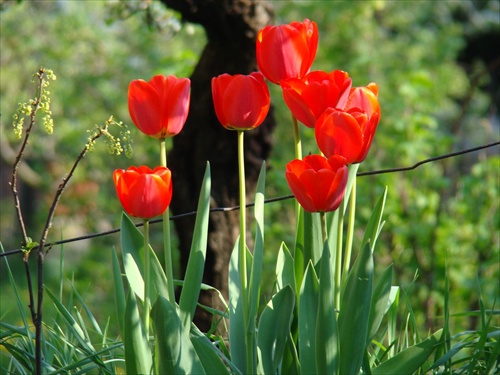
{"left": 286, "top": 154, "right": 348, "bottom": 213}
{"left": 315, "top": 84, "right": 381, "bottom": 164}
{"left": 113, "top": 165, "right": 172, "bottom": 219}
{"left": 256, "top": 19, "right": 318, "bottom": 84}
{"left": 281, "top": 70, "right": 352, "bottom": 128}
{"left": 128, "top": 74, "right": 190, "bottom": 138}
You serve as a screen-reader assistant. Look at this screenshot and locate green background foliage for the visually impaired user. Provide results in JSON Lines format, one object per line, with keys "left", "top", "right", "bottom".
{"left": 1, "top": 0, "right": 498, "bottom": 363}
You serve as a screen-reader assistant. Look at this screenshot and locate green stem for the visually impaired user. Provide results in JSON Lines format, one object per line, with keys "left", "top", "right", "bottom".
{"left": 143, "top": 219, "right": 151, "bottom": 336}
{"left": 291, "top": 114, "right": 302, "bottom": 160}
{"left": 343, "top": 176, "right": 356, "bottom": 277}
{"left": 320, "top": 211, "right": 327, "bottom": 245}
{"left": 291, "top": 114, "right": 303, "bottom": 256}
{"left": 160, "top": 138, "right": 175, "bottom": 304}
{"left": 237, "top": 130, "right": 253, "bottom": 374}
{"left": 334, "top": 204, "right": 344, "bottom": 310}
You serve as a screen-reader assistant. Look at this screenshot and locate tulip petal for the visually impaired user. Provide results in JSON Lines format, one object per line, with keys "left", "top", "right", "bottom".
{"left": 315, "top": 109, "right": 363, "bottom": 164}
{"left": 128, "top": 80, "right": 162, "bottom": 136}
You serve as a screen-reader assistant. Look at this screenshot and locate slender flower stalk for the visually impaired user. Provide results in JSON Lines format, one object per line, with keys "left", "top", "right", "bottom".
{"left": 143, "top": 219, "right": 151, "bottom": 335}
{"left": 334, "top": 206, "right": 344, "bottom": 310}
{"left": 320, "top": 211, "right": 327, "bottom": 245}
{"left": 237, "top": 130, "right": 254, "bottom": 374}
{"left": 291, "top": 115, "right": 303, "bottom": 231}
{"left": 159, "top": 138, "right": 176, "bottom": 304}
{"left": 343, "top": 172, "right": 357, "bottom": 278}
{"left": 291, "top": 115, "right": 302, "bottom": 160}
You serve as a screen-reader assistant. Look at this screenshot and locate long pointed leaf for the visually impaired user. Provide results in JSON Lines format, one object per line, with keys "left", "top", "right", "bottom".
{"left": 179, "top": 162, "right": 211, "bottom": 329}
{"left": 123, "top": 291, "right": 152, "bottom": 375}
{"left": 257, "top": 286, "right": 295, "bottom": 374}
{"left": 298, "top": 261, "right": 319, "bottom": 374}
{"left": 151, "top": 296, "right": 205, "bottom": 374}
{"left": 112, "top": 247, "right": 126, "bottom": 337}
{"left": 120, "top": 213, "right": 169, "bottom": 302}
{"left": 316, "top": 242, "right": 338, "bottom": 374}
{"left": 361, "top": 187, "right": 387, "bottom": 252}
{"left": 190, "top": 325, "right": 233, "bottom": 375}
{"left": 339, "top": 242, "right": 374, "bottom": 374}
{"left": 228, "top": 238, "right": 246, "bottom": 373}
{"left": 368, "top": 264, "right": 393, "bottom": 344}
{"left": 248, "top": 162, "right": 265, "bottom": 331}
{"left": 372, "top": 329, "right": 443, "bottom": 375}
{"left": 276, "top": 242, "right": 295, "bottom": 293}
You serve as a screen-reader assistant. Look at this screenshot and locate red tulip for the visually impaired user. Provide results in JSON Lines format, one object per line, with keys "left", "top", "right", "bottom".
{"left": 211, "top": 72, "right": 270, "bottom": 131}
{"left": 128, "top": 75, "right": 190, "bottom": 138}
{"left": 281, "top": 70, "right": 352, "bottom": 128}
{"left": 315, "top": 84, "right": 381, "bottom": 164}
{"left": 256, "top": 19, "right": 318, "bottom": 84}
{"left": 113, "top": 166, "right": 172, "bottom": 219}
{"left": 285, "top": 154, "right": 348, "bottom": 213}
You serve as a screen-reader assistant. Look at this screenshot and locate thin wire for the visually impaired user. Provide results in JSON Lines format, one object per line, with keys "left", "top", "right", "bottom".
{"left": 2, "top": 140, "right": 498, "bottom": 258}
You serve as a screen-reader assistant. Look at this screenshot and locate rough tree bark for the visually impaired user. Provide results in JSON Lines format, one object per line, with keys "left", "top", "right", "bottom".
{"left": 160, "top": 0, "right": 275, "bottom": 330}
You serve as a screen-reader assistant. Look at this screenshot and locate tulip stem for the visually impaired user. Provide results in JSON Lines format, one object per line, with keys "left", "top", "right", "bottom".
{"left": 320, "top": 211, "right": 327, "bottom": 244}
{"left": 291, "top": 114, "right": 303, "bottom": 249}
{"left": 334, "top": 204, "right": 344, "bottom": 311}
{"left": 159, "top": 138, "right": 176, "bottom": 304}
{"left": 291, "top": 114, "right": 302, "bottom": 160}
{"left": 237, "top": 130, "right": 254, "bottom": 374}
{"left": 343, "top": 175, "right": 357, "bottom": 277}
{"left": 143, "top": 219, "right": 151, "bottom": 337}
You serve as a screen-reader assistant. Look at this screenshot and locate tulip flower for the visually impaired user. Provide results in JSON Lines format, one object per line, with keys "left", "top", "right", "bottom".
{"left": 315, "top": 84, "right": 381, "bottom": 164}
{"left": 256, "top": 19, "right": 318, "bottom": 84}
{"left": 281, "top": 70, "right": 352, "bottom": 128}
{"left": 128, "top": 75, "right": 190, "bottom": 138}
{"left": 211, "top": 72, "right": 270, "bottom": 130}
{"left": 113, "top": 166, "right": 172, "bottom": 219}
{"left": 285, "top": 154, "right": 348, "bottom": 213}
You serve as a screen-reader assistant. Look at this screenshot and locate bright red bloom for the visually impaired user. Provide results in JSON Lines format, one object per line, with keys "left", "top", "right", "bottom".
{"left": 315, "top": 84, "right": 381, "bottom": 164}
{"left": 128, "top": 75, "right": 190, "bottom": 138}
{"left": 256, "top": 19, "right": 318, "bottom": 84}
{"left": 285, "top": 154, "right": 348, "bottom": 213}
{"left": 113, "top": 166, "right": 172, "bottom": 219}
{"left": 281, "top": 70, "right": 352, "bottom": 128}
{"left": 211, "top": 72, "right": 270, "bottom": 131}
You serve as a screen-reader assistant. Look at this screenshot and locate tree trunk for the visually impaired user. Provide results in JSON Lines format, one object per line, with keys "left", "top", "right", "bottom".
{"left": 160, "top": 0, "right": 275, "bottom": 331}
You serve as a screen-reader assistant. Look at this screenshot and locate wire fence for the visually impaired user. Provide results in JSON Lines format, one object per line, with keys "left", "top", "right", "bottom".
{"left": 2, "top": 140, "right": 499, "bottom": 258}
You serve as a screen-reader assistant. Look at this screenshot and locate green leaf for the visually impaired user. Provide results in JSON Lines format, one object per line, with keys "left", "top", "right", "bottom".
{"left": 316, "top": 242, "right": 338, "bottom": 374}
{"left": 341, "top": 163, "right": 360, "bottom": 215}
{"left": 361, "top": 187, "right": 387, "bottom": 252}
{"left": 228, "top": 238, "right": 246, "bottom": 373}
{"left": 298, "top": 261, "right": 319, "bottom": 374}
{"left": 248, "top": 162, "right": 265, "bottom": 332}
{"left": 120, "top": 212, "right": 169, "bottom": 302}
{"left": 257, "top": 285, "right": 295, "bottom": 374}
{"left": 303, "top": 211, "right": 323, "bottom": 267}
{"left": 276, "top": 242, "right": 296, "bottom": 293}
{"left": 179, "top": 162, "right": 211, "bottom": 329}
{"left": 123, "top": 290, "right": 152, "bottom": 375}
{"left": 372, "top": 329, "right": 443, "bottom": 375}
{"left": 151, "top": 296, "right": 206, "bottom": 375}
{"left": 294, "top": 206, "right": 305, "bottom": 292}
{"left": 190, "top": 325, "right": 234, "bottom": 375}
{"left": 111, "top": 247, "right": 126, "bottom": 338}
{"left": 45, "top": 288, "right": 98, "bottom": 357}
{"left": 368, "top": 264, "right": 393, "bottom": 344}
{"left": 339, "top": 242, "right": 374, "bottom": 374}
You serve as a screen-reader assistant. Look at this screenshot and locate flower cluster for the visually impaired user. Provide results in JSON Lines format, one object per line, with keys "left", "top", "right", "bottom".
{"left": 258, "top": 20, "right": 381, "bottom": 212}
{"left": 113, "top": 75, "right": 190, "bottom": 219}
{"left": 114, "top": 18, "right": 381, "bottom": 221}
